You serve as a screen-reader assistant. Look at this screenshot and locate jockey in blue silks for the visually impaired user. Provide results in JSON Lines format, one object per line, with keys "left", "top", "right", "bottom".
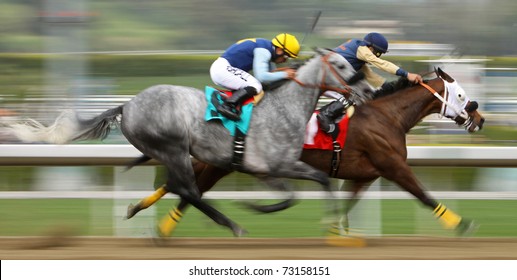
{"left": 210, "top": 33, "right": 300, "bottom": 121}
{"left": 317, "top": 32, "right": 424, "bottom": 133}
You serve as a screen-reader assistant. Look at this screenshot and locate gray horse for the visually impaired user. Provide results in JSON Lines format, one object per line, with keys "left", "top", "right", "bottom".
{"left": 9, "top": 48, "right": 373, "bottom": 236}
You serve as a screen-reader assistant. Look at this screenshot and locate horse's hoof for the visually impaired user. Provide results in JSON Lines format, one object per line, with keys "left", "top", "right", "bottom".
{"left": 326, "top": 235, "right": 366, "bottom": 247}
{"left": 456, "top": 219, "right": 479, "bottom": 237}
{"left": 327, "top": 225, "right": 349, "bottom": 236}
{"left": 125, "top": 203, "right": 140, "bottom": 220}
{"left": 232, "top": 227, "right": 249, "bottom": 237}
{"left": 150, "top": 226, "right": 168, "bottom": 247}
{"left": 326, "top": 223, "right": 366, "bottom": 247}
{"left": 155, "top": 224, "right": 171, "bottom": 238}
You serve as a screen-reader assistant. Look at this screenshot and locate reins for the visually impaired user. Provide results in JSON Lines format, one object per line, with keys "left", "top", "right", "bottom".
{"left": 290, "top": 53, "right": 353, "bottom": 96}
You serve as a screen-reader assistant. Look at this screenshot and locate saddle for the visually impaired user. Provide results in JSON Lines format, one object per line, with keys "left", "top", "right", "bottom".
{"left": 305, "top": 108, "right": 353, "bottom": 177}
{"left": 204, "top": 86, "right": 265, "bottom": 170}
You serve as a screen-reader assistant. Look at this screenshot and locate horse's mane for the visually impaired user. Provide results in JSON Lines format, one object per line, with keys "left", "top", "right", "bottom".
{"left": 264, "top": 79, "right": 289, "bottom": 91}
{"left": 263, "top": 55, "right": 315, "bottom": 91}
{"left": 372, "top": 77, "right": 413, "bottom": 99}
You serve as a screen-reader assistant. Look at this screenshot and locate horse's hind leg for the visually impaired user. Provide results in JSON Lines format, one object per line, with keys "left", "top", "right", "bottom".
{"left": 325, "top": 180, "right": 370, "bottom": 247}
{"left": 158, "top": 158, "right": 246, "bottom": 237}
{"left": 327, "top": 180, "right": 370, "bottom": 235}
{"left": 158, "top": 162, "right": 233, "bottom": 237}
{"left": 125, "top": 157, "right": 168, "bottom": 220}
{"left": 126, "top": 159, "right": 226, "bottom": 215}
{"left": 126, "top": 184, "right": 167, "bottom": 219}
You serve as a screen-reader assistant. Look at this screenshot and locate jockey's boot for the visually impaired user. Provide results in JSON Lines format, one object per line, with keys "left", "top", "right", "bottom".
{"left": 317, "top": 97, "right": 351, "bottom": 133}
{"left": 217, "top": 86, "right": 257, "bottom": 121}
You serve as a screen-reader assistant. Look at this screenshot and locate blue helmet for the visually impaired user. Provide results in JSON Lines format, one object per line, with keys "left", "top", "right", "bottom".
{"left": 363, "top": 32, "right": 389, "bottom": 54}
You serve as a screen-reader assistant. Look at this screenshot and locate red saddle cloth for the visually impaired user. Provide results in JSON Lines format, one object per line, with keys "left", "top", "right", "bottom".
{"left": 303, "top": 112, "right": 349, "bottom": 151}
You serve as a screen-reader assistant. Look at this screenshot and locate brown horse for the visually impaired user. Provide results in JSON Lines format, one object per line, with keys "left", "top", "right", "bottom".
{"left": 127, "top": 68, "right": 485, "bottom": 238}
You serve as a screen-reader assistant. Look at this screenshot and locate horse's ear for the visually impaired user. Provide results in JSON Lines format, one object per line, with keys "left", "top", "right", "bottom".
{"left": 436, "top": 67, "right": 448, "bottom": 78}
{"left": 436, "top": 67, "right": 455, "bottom": 82}
{"left": 313, "top": 47, "right": 326, "bottom": 56}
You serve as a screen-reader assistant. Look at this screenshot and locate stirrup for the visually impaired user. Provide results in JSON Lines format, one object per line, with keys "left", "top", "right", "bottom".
{"left": 217, "top": 104, "right": 240, "bottom": 121}
{"left": 342, "top": 99, "right": 353, "bottom": 110}
{"left": 326, "top": 123, "right": 336, "bottom": 133}
{"left": 317, "top": 115, "right": 335, "bottom": 133}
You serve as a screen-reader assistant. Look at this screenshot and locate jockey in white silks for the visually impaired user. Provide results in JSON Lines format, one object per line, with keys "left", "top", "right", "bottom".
{"left": 209, "top": 33, "right": 300, "bottom": 121}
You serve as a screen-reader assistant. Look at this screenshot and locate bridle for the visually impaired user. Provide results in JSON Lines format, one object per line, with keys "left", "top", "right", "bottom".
{"left": 419, "top": 80, "right": 472, "bottom": 128}
{"left": 290, "top": 52, "right": 353, "bottom": 96}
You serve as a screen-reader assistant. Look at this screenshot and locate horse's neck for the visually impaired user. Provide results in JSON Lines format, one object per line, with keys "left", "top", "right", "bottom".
{"left": 376, "top": 78, "right": 443, "bottom": 133}
{"left": 268, "top": 82, "right": 320, "bottom": 124}
{"left": 269, "top": 59, "right": 324, "bottom": 122}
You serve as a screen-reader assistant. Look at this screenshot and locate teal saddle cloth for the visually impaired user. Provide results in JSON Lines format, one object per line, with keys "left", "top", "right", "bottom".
{"left": 204, "top": 86, "right": 253, "bottom": 136}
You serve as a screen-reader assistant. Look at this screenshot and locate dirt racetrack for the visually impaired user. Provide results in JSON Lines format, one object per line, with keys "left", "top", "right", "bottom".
{"left": 1, "top": 236, "right": 517, "bottom": 260}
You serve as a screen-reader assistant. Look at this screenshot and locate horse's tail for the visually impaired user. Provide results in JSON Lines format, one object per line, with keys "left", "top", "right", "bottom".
{"left": 7, "top": 106, "right": 123, "bottom": 144}
{"left": 72, "top": 106, "right": 123, "bottom": 142}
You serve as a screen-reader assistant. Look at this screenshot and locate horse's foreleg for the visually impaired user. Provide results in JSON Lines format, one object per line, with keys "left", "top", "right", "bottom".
{"left": 242, "top": 176, "right": 298, "bottom": 213}
{"left": 273, "top": 161, "right": 332, "bottom": 191}
{"left": 384, "top": 162, "right": 477, "bottom": 235}
{"left": 272, "top": 161, "right": 338, "bottom": 218}
{"left": 126, "top": 185, "right": 167, "bottom": 219}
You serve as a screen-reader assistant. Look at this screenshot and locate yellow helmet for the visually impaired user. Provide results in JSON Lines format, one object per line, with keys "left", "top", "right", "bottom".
{"left": 272, "top": 33, "right": 300, "bottom": 58}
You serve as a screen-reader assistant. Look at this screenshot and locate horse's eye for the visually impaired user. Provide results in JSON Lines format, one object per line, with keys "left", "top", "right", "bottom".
{"left": 457, "top": 93, "right": 466, "bottom": 102}
{"left": 336, "top": 64, "right": 345, "bottom": 70}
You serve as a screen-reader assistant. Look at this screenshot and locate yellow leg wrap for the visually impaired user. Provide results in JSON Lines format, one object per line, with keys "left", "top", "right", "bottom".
{"left": 158, "top": 208, "right": 183, "bottom": 237}
{"left": 140, "top": 185, "right": 167, "bottom": 209}
{"left": 433, "top": 203, "right": 462, "bottom": 229}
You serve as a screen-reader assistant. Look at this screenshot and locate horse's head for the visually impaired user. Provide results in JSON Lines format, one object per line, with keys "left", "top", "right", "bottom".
{"left": 312, "top": 47, "right": 375, "bottom": 104}
{"left": 435, "top": 67, "right": 485, "bottom": 133}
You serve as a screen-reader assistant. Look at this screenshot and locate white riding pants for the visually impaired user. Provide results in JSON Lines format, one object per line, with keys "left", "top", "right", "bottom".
{"left": 209, "top": 57, "right": 263, "bottom": 92}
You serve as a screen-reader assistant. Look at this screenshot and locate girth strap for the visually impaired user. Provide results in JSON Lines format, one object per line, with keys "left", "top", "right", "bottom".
{"left": 232, "top": 128, "right": 246, "bottom": 170}
{"left": 328, "top": 126, "right": 342, "bottom": 177}
{"left": 330, "top": 141, "right": 342, "bottom": 177}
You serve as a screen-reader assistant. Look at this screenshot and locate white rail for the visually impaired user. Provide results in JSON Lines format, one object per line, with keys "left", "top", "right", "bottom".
{"left": 1, "top": 191, "right": 517, "bottom": 200}
{"left": 1, "top": 145, "right": 517, "bottom": 167}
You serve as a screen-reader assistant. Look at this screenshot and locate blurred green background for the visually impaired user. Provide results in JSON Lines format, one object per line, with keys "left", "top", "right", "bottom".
{"left": 1, "top": 0, "right": 515, "bottom": 55}
{"left": 1, "top": 198, "right": 516, "bottom": 237}
{"left": 1, "top": 0, "right": 516, "bottom": 238}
